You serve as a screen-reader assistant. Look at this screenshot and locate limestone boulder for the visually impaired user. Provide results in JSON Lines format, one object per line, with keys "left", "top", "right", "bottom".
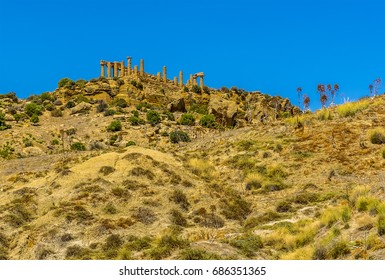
{"left": 208, "top": 95, "right": 238, "bottom": 127}
{"left": 167, "top": 98, "right": 186, "bottom": 112}
{"left": 70, "top": 102, "right": 92, "bottom": 115}
{"left": 22, "top": 147, "right": 44, "bottom": 157}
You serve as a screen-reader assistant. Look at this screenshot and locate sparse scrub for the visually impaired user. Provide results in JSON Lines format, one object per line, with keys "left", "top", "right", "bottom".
{"left": 99, "top": 166, "right": 115, "bottom": 176}
{"left": 0, "top": 113, "right": 11, "bottom": 130}
{"left": 178, "top": 248, "right": 220, "bottom": 260}
{"left": 51, "top": 108, "right": 63, "bottom": 117}
{"left": 148, "top": 235, "right": 189, "bottom": 260}
{"left": 169, "top": 189, "right": 190, "bottom": 210}
{"left": 130, "top": 167, "right": 155, "bottom": 180}
{"left": 320, "top": 205, "right": 351, "bottom": 228}
{"left": 103, "top": 203, "right": 118, "bottom": 214}
{"left": 229, "top": 233, "right": 263, "bottom": 257}
{"left": 187, "top": 158, "right": 216, "bottom": 180}
{"left": 112, "top": 98, "right": 128, "bottom": 108}
{"left": 170, "top": 209, "right": 188, "bottom": 226}
{"left": 65, "top": 245, "right": 91, "bottom": 260}
{"left": 368, "top": 128, "right": 385, "bottom": 144}
{"left": 220, "top": 192, "right": 251, "bottom": 221}
{"left": 132, "top": 207, "right": 156, "bottom": 225}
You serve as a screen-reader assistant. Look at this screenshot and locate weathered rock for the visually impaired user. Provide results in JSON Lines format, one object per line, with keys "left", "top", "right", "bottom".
{"left": 208, "top": 95, "right": 238, "bottom": 127}
{"left": 54, "top": 99, "right": 63, "bottom": 106}
{"left": 167, "top": 98, "right": 186, "bottom": 112}
{"left": 70, "top": 102, "right": 91, "bottom": 115}
{"left": 22, "top": 147, "right": 44, "bottom": 157}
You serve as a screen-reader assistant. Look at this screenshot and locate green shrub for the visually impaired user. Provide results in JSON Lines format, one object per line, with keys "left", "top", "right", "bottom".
{"left": 104, "top": 109, "right": 116, "bottom": 116}
{"left": 40, "top": 92, "right": 54, "bottom": 102}
{"left": 369, "top": 130, "right": 385, "bottom": 144}
{"left": 189, "top": 104, "right": 208, "bottom": 115}
{"left": 0, "top": 142, "right": 14, "bottom": 159}
{"left": 51, "top": 108, "right": 63, "bottom": 117}
{"left": 220, "top": 195, "right": 251, "bottom": 221}
{"left": 136, "top": 103, "right": 151, "bottom": 111}
{"left": 169, "top": 130, "right": 191, "bottom": 143}
{"left": 229, "top": 233, "right": 263, "bottom": 257}
{"left": 0, "top": 113, "right": 11, "bottom": 130}
{"left": 146, "top": 110, "right": 161, "bottom": 125}
{"left": 163, "top": 111, "right": 175, "bottom": 121}
{"left": 71, "top": 142, "right": 86, "bottom": 151}
{"left": 58, "top": 78, "right": 75, "bottom": 88}
{"left": 191, "top": 85, "right": 202, "bottom": 94}
{"left": 65, "top": 100, "right": 76, "bottom": 109}
{"left": 131, "top": 80, "right": 143, "bottom": 90}
{"left": 132, "top": 110, "right": 139, "bottom": 117}
{"left": 25, "top": 103, "right": 43, "bottom": 117}
{"left": 126, "top": 141, "right": 136, "bottom": 146}
{"left": 65, "top": 245, "right": 91, "bottom": 259}
{"left": 30, "top": 114, "right": 39, "bottom": 124}
{"left": 199, "top": 114, "right": 217, "bottom": 128}
{"left": 109, "top": 134, "right": 118, "bottom": 145}
{"left": 180, "top": 113, "right": 195, "bottom": 125}
{"left": 129, "top": 116, "right": 145, "bottom": 126}
{"left": 75, "top": 79, "right": 87, "bottom": 88}
{"left": 107, "top": 120, "right": 122, "bottom": 132}
{"left": 112, "top": 98, "right": 128, "bottom": 108}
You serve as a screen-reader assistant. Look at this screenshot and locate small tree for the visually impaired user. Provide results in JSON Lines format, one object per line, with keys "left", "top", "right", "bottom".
{"left": 297, "top": 87, "right": 303, "bottom": 111}
{"left": 303, "top": 94, "right": 310, "bottom": 112}
{"left": 317, "top": 84, "right": 327, "bottom": 108}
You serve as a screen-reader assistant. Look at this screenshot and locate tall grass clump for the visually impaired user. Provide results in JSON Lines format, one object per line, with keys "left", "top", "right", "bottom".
{"left": 337, "top": 100, "right": 369, "bottom": 117}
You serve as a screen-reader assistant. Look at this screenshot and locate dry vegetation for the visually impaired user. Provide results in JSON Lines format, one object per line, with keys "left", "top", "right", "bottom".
{"left": 1, "top": 78, "right": 385, "bottom": 260}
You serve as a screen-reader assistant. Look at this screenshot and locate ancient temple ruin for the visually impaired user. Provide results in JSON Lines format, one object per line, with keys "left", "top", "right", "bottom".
{"left": 99, "top": 57, "right": 205, "bottom": 89}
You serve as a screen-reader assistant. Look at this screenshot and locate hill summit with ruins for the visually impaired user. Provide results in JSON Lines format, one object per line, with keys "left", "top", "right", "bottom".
{"left": 1, "top": 57, "right": 385, "bottom": 260}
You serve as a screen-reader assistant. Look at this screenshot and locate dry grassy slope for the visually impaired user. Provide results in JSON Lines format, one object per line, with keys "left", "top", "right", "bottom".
{"left": 1, "top": 89, "right": 385, "bottom": 260}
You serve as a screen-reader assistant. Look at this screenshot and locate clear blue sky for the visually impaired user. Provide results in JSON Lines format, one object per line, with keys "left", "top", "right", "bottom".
{"left": 1, "top": 0, "right": 384, "bottom": 110}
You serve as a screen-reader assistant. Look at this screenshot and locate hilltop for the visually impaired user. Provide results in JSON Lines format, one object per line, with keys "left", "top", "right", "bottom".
{"left": 1, "top": 71, "right": 385, "bottom": 260}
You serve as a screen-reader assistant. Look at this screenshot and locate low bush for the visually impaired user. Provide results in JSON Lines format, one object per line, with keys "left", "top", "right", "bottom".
{"left": 107, "top": 120, "right": 122, "bottom": 132}
{"left": 132, "top": 207, "right": 157, "bottom": 225}
{"left": 129, "top": 116, "right": 145, "bottom": 126}
{"left": 71, "top": 142, "right": 86, "bottom": 151}
{"left": 169, "top": 189, "right": 190, "bottom": 210}
{"left": 191, "top": 85, "right": 202, "bottom": 94}
{"left": 58, "top": 78, "right": 75, "bottom": 88}
{"left": 229, "top": 233, "right": 263, "bottom": 257}
{"left": 0, "top": 113, "right": 11, "bottom": 130}
{"left": 180, "top": 113, "right": 195, "bottom": 125}
{"left": 25, "top": 102, "right": 43, "bottom": 117}
{"left": 369, "top": 129, "right": 385, "bottom": 144}
{"left": 169, "top": 130, "right": 191, "bottom": 143}
{"left": 146, "top": 110, "right": 161, "bottom": 125}
{"left": 112, "top": 98, "right": 128, "bottom": 108}
{"left": 51, "top": 108, "right": 63, "bottom": 117}
{"left": 30, "top": 114, "right": 39, "bottom": 124}
{"left": 170, "top": 209, "right": 187, "bottom": 226}
{"left": 199, "top": 114, "right": 217, "bottom": 128}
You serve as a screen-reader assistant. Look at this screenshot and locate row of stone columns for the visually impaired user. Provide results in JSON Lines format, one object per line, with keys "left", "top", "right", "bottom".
{"left": 100, "top": 57, "right": 204, "bottom": 89}
{"left": 100, "top": 58, "right": 146, "bottom": 78}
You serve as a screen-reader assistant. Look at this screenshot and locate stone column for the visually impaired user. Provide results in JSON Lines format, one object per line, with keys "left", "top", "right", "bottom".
{"left": 200, "top": 76, "right": 204, "bottom": 89}
{"left": 100, "top": 61, "right": 105, "bottom": 77}
{"left": 179, "top": 71, "right": 183, "bottom": 86}
{"left": 189, "top": 74, "right": 193, "bottom": 85}
{"left": 157, "top": 72, "right": 161, "bottom": 82}
{"left": 113, "top": 62, "right": 118, "bottom": 78}
{"left": 174, "top": 77, "right": 178, "bottom": 85}
{"left": 120, "top": 61, "right": 125, "bottom": 77}
{"left": 163, "top": 66, "right": 167, "bottom": 82}
{"left": 134, "top": 65, "right": 138, "bottom": 76}
{"left": 140, "top": 59, "right": 144, "bottom": 76}
{"left": 126, "top": 56, "right": 132, "bottom": 76}
{"left": 107, "top": 62, "right": 112, "bottom": 78}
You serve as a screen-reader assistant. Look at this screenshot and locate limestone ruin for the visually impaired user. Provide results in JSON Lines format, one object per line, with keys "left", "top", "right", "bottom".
{"left": 99, "top": 57, "right": 204, "bottom": 89}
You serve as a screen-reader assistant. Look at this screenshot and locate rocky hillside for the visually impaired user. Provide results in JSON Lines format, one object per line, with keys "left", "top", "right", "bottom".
{"left": 1, "top": 77, "right": 385, "bottom": 260}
